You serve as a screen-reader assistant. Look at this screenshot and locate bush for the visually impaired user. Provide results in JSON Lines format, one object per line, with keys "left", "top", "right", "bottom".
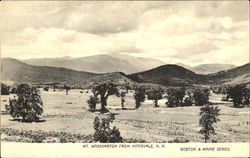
{"left": 193, "top": 89, "right": 209, "bottom": 106}
{"left": 10, "top": 87, "right": 17, "bottom": 94}
{"left": 1, "top": 83, "right": 10, "bottom": 95}
{"left": 6, "top": 84, "right": 43, "bottom": 122}
{"left": 134, "top": 87, "right": 146, "bottom": 109}
{"left": 87, "top": 95, "right": 99, "bottom": 112}
{"left": 93, "top": 114, "right": 123, "bottom": 143}
{"left": 199, "top": 105, "right": 220, "bottom": 143}
{"left": 165, "top": 88, "right": 185, "bottom": 107}
{"left": 43, "top": 87, "right": 49, "bottom": 91}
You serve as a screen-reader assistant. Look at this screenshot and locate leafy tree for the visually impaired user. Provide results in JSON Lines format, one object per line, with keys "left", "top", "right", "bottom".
{"left": 193, "top": 89, "right": 209, "bottom": 106}
{"left": 242, "top": 87, "right": 250, "bottom": 105}
{"left": 199, "top": 105, "right": 220, "bottom": 143}
{"left": 226, "top": 85, "right": 249, "bottom": 107}
{"left": 1, "top": 83, "right": 10, "bottom": 95}
{"left": 119, "top": 91, "right": 126, "bottom": 109}
{"left": 134, "top": 87, "right": 146, "bottom": 109}
{"left": 146, "top": 88, "right": 164, "bottom": 107}
{"left": 87, "top": 95, "right": 99, "bottom": 112}
{"left": 165, "top": 88, "right": 185, "bottom": 107}
{"left": 92, "top": 83, "right": 119, "bottom": 113}
{"left": 182, "top": 91, "right": 193, "bottom": 106}
{"left": 93, "top": 114, "right": 123, "bottom": 143}
{"left": 64, "top": 84, "right": 70, "bottom": 95}
{"left": 6, "top": 84, "right": 43, "bottom": 122}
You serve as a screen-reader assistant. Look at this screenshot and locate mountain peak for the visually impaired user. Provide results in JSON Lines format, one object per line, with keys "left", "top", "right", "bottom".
{"left": 22, "top": 54, "right": 165, "bottom": 74}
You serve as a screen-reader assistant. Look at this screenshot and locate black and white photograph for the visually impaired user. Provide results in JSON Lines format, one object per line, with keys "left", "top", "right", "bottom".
{"left": 0, "top": 1, "right": 249, "bottom": 157}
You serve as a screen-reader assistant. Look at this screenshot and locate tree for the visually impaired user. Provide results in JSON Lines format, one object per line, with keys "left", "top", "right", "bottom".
{"left": 146, "top": 88, "right": 164, "bottom": 107}
{"left": 1, "top": 83, "right": 10, "bottom": 95}
{"left": 119, "top": 91, "right": 126, "bottom": 109}
{"left": 183, "top": 91, "right": 193, "bottom": 106}
{"left": 64, "top": 84, "right": 70, "bottom": 95}
{"left": 165, "top": 88, "right": 185, "bottom": 107}
{"left": 199, "top": 105, "right": 220, "bottom": 143}
{"left": 93, "top": 114, "right": 123, "bottom": 143}
{"left": 226, "top": 85, "right": 249, "bottom": 107}
{"left": 6, "top": 84, "right": 43, "bottom": 122}
{"left": 193, "top": 89, "right": 209, "bottom": 106}
{"left": 92, "top": 83, "right": 119, "bottom": 113}
{"left": 134, "top": 87, "right": 146, "bottom": 109}
{"left": 242, "top": 87, "right": 250, "bottom": 105}
{"left": 87, "top": 95, "right": 99, "bottom": 112}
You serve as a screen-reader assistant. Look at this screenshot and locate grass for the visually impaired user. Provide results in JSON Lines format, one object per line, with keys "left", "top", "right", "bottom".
{"left": 1, "top": 89, "right": 250, "bottom": 143}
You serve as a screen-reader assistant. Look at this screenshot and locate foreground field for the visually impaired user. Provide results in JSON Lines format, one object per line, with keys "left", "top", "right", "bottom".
{"left": 1, "top": 89, "right": 250, "bottom": 143}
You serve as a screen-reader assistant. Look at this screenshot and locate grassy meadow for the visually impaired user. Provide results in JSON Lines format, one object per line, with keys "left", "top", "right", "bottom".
{"left": 1, "top": 89, "right": 249, "bottom": 143}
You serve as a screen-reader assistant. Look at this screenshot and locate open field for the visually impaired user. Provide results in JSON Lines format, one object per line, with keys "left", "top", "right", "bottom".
{"left": 1, "top": 89, "right": 250, "bottom": 143}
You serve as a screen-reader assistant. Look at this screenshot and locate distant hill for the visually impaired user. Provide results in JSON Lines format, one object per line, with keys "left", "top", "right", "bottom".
{"left": 1, "top": 58, "right": 97, "bottom": 83}
{"left": 190, "top": 64, "right": 236, "bottom": 74}
{"left": 176, "top": 63, "right": 236, "bottom": 74}
{"left": 22, "top": 54, "right": 165, "bottom": 74}
{"left": 128, "top": 64, "right": 207, "bottom": 86}
{"left": 208, "top": 63, "right": 250, "bottom": 84}
{"left": 2, "top": 58, "right": 249, "bottom": 87}
{"left": 81, "top": 72, "right": 135, "bottom": 88}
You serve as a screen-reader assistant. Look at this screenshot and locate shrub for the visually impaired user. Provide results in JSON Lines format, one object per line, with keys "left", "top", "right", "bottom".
{"left": 165, "top": 88, "right": 185, "bottom": 107}
{"left": 6, "top": 84, "right": 43, "bottom": 122}
{"left": 93, "top": 114, "right": 123, "bottom": 143}
{"left": 199, "top": 105, "right": 220, "bottom": 143}
{"left": 1, "top": 83, "right": 10, "bottom": 95}
{"left": 193, "top": 89, "right": 209, "bottom": 106}
{"left": 87, "top": 95, "right": 99, "bottom": 112}
{"left": 43, "top": 87, "right": 49, "bottom": 91}
{"left": 10, "top": 87, "right": 17, "bottom": 94}
{"left": 134, "top": 87, "right": 146, "bottom": 109}
{"left": 125, "top": 85, "right": 131, "bottom": 93}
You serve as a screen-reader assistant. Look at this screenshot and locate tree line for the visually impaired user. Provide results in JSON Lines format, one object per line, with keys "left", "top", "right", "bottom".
{"left": 87, "top": 83, "right": 212, "bottom": 112}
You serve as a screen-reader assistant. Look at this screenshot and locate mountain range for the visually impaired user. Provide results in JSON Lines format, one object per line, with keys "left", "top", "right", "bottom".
{"left": 22, "top": 54, "right": 165, "bottom": 74}
{"left": 22, "top": 54, "right": 236, "bottom": 74}
{"left": 1, "top": 57, "right": 249, "bottom": 86}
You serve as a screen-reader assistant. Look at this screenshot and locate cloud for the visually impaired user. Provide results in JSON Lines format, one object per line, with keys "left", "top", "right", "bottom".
{"left": 1, "top": 1, "right": 249, "bottom": 66}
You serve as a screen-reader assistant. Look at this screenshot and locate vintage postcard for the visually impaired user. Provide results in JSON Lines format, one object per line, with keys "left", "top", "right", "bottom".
{"left": 1, "top": 1, "right": 249, "bottom": 157}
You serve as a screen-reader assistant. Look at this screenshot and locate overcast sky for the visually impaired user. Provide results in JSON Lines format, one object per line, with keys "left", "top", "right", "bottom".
{"left": 1, "top": 1, "right": 249, "bottom": 66}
